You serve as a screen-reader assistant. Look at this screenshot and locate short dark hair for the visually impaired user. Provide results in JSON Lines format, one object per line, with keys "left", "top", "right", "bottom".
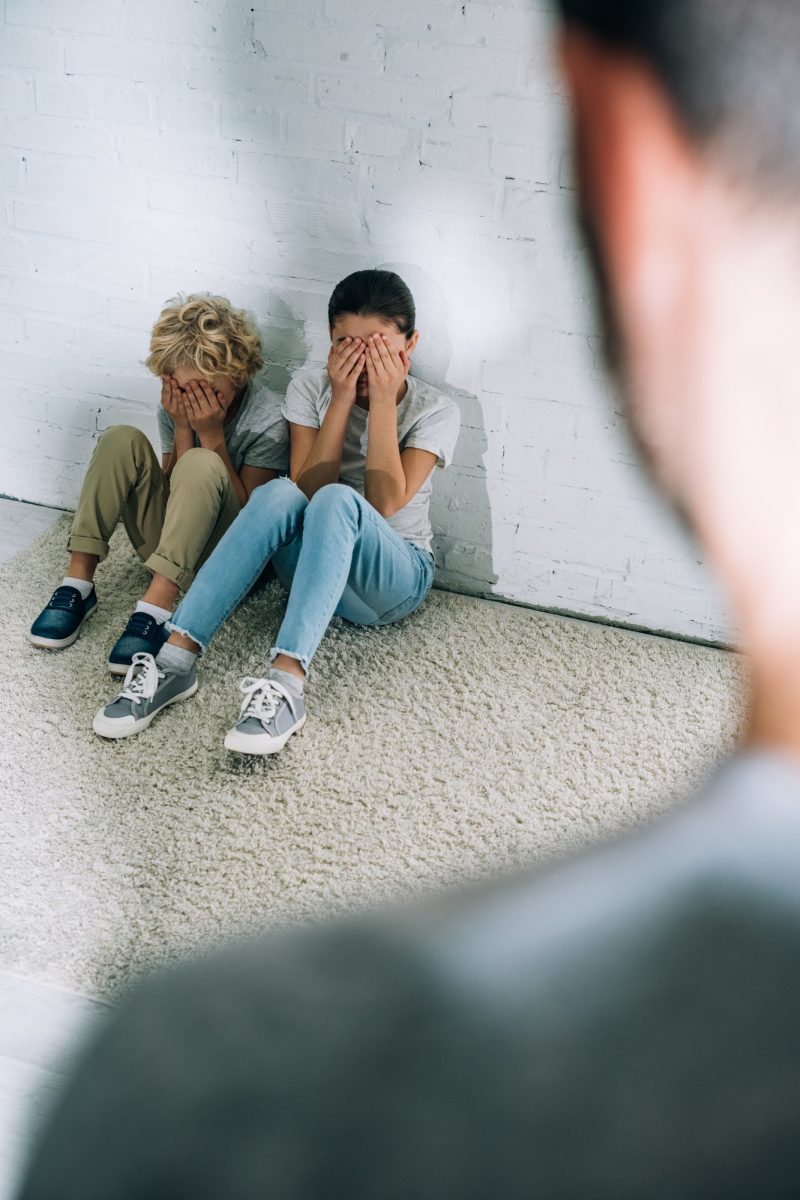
{"left": 328, "top": 269, "right": 416, "bottom": 337}
{"left": 556, "top": 0, "right": 800, "bottom": 192}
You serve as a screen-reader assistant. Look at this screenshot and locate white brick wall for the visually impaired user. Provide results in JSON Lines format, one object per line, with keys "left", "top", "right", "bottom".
{"left": 0, "top": 0, "right": 732, "bottom": 642}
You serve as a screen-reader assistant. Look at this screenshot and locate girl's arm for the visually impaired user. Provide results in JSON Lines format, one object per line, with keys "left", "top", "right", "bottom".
{"left": 292, "top": 338, "right": 366, "bottom": 499}
{"left": 363, "top": 334, "right": 437, "bottom": 517}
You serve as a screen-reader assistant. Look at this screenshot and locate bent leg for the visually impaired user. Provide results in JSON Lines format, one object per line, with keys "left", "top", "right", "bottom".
{"left": 167, "top": 477, "right": 308, "bottom": 650}
{"left": 144, "top": 448, "right": 240, "bottom": 592}
{"left": 270, "top": 483, "right": 435, "bottom": 673}
{"left": 68, "top": 425, "right": 167, "bottom": 563}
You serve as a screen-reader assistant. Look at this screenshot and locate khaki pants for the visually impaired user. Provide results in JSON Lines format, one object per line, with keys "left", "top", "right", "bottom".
{"left": 67, "top": 425, "right": 241, "bottom": 591}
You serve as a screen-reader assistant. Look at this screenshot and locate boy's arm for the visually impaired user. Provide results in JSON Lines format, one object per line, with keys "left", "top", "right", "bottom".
{"left": 181, "top": 379, "right": 249, "bottom": 507}
{"left": 160, "top": 376, "right": 196, "bottom": 480}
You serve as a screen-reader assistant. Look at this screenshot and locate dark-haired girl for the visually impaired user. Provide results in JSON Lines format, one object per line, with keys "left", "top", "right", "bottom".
{"left": 93, "top": 270, "right": 461, "bottom": 752}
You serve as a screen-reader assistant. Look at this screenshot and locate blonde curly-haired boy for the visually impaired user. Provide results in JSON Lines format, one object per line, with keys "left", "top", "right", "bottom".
{"left": 29, "top": 294, "right": 289, "bottom": 673}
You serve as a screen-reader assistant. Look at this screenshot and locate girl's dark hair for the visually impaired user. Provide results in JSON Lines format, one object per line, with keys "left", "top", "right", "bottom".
{"left": 328, "top": 269, "right": 416, "bottom": 337}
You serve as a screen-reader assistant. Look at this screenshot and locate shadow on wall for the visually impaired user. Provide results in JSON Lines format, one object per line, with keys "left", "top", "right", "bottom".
{"left": 261, "top": 295, "right": 311, "bottom": 399}
{"left": 378, "top": 261, "right": 498, "bottom": 594}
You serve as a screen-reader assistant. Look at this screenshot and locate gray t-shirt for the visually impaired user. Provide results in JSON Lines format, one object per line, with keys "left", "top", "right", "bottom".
{"left": 157, "top": 371, "right": 289, "bottom": 474}
{"left": 282, "top": 367, "right": 461, "bottom": 555}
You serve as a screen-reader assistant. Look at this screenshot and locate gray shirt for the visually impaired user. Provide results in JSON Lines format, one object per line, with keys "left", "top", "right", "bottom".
{"left": 157, "top": 370, "right": 289, "bottom": 474}
{"left": 282, "top": 367, "right": 461, "bottom": 555}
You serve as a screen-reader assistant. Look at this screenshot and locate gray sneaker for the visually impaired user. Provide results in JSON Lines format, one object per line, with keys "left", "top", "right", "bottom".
{"left": 93, "top": 651, "right": 198, "bottom": 740}
{"left": 223, "top": 676, "right": 306, "bottom": 755}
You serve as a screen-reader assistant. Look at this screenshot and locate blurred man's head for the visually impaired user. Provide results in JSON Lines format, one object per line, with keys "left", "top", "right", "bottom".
{"left": 556, "top": 1, "right": 800, "bottom": 644}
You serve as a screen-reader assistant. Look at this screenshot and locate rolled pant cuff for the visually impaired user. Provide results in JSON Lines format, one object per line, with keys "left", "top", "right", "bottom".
{"left": 144, "top": 552, "right": 194, "bottom": 591}
{"left": 67, "top": 533, "right": 109, "bottom": 560}
{"left": 269, "top": 647, "right": 310, "bottom": 674}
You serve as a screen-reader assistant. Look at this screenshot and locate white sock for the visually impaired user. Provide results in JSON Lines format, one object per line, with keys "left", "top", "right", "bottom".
{"left": 135, "top": 600, "right": 172, "bottom": 624}
{"left": 63, "top": 576, "right": 93, "bottom": 600}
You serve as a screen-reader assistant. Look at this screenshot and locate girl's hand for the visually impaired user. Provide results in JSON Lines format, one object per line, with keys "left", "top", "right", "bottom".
{"left": 182, "top": 378, "right": 230, "bottom": 437}
{"left": 365, "top": 335, "right": 409, "bottom": 406}
{"left": 328, "top": 337, "right": 366, "bottom": 407}
{"left": 160, "top": 375, "right": 191, "bottom": 430}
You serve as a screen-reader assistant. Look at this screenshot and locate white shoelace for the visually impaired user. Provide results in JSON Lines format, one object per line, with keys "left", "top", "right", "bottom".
{"left": 238, "top": 677, "right": 297, "bottom": 727}
{"left": 118, "top": 653, "right": 163, "bottom": 707}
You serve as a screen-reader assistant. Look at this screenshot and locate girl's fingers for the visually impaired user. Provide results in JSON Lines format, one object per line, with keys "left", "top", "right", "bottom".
{"left": 341, "top": 340, "right": 364, "bottom": 370}
{"left": 346, "top": 351, "right": 367, "bottom": 378}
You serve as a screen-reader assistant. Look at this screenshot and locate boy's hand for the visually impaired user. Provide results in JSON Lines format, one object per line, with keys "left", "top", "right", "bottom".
{"left": 365, "top": 334, "right": 409, "bottom": 406}
{"left": 328, "top": 337, "right": 366, "bottom": 407}
{"left": 182, "top": 378, "right": 231, "bottom": 437}
{"left": 161, "top": 376, "right": 191, "bottom": 430}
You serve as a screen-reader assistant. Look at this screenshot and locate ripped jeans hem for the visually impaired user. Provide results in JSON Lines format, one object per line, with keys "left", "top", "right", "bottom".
{"left": 269, "top": 646, "right": 309, "bottom": 674}
{"left": 164, "top": 620, "right": 208, "bottom": 652}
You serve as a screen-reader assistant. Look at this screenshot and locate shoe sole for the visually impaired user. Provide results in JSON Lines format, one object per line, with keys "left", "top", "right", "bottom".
{"left": 93, "top": 679, "right": 199, "bottom": 740}
{"left": 29, "top": 603, "right": 97, "bottom": 649}
{"left": 108, "top": 661, "right": 132, "bottom": 676}
{"left": 224, "top": 714, "right": 306, "bottom": 756}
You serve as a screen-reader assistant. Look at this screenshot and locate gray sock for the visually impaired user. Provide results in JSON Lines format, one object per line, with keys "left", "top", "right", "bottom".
{"left": 156, "top": 643, "right": 197, "bottom": 675}
{"left": 268, "top": 666, "right": 304, "bottom": 696}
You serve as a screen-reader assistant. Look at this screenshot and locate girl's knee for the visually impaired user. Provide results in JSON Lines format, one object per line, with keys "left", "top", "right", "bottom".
{"left": 251, "top": 475, "right": 307, "bottom": 512}
{"left": 306, "top": 482, "right": 358, "bottom": 517}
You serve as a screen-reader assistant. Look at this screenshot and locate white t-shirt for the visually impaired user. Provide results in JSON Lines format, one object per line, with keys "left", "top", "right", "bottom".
{"left": 283, "top": 367, "right": 461, "bottom": 555}
{"left": 157, "top": 370, "right": 289, "bottom": 474}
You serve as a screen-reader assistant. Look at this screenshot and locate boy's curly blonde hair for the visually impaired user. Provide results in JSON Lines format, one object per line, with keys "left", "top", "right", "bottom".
{"left": 145, "top": 294, "right": 264, "bottom": 388}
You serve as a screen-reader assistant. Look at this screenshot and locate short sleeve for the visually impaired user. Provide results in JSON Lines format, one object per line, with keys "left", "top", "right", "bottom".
{"left": 242, "top": 423, "right": 290, "bottom": 472}
{"left": 282, "top": 369, "right": 323, "bottom": 429}
{"left": 403, "top": 397, "right": 461, "bottom": 469}
{"left": 156, "top": 406, "right": 174, "bottom": 456}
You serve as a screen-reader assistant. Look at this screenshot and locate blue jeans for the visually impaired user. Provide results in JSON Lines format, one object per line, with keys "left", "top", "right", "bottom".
{"left": 168, "top": 478, "right": 435, "bottom": 672}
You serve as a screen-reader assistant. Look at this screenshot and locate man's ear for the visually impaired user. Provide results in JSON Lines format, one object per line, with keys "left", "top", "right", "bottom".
{"left": 406, "top": 330, "right": 420, "bottom": 355}
{"left": 559, "top": 27, "right": 697, "bottom": 329}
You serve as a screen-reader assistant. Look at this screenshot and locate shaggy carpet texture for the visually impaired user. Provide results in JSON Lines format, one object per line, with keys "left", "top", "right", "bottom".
{"left": 1, "top": 517, "right": 746, "bottom": 999}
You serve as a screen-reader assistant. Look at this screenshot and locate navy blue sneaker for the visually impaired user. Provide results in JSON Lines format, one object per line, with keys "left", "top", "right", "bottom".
{"left": 30, "top": 585, "right": 98, "bottom": 649}
{"left": 107, "top": 611, "right": 170, "bottom": 676}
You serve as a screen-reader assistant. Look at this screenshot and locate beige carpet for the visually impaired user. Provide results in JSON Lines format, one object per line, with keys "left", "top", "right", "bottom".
{"left": 0, "top": 517, "right": 746, "bottom": 998}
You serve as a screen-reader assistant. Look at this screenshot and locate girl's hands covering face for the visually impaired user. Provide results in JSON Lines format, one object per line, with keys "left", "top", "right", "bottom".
{"left": 328, "top": 337, "right": 367, "bottom": 407}
{"left": 365, "top": 334, "right": 410, "bottom": 405}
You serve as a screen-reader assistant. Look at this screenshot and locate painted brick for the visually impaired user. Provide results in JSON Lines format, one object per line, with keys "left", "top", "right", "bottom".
{"left": 127, "top": 1, "right": 253, "bottom": 47}
{"left": 186, "top": 56, "right": 311, "bottom": 100}
{"left": 6, "top": 0, "right": 127, "bottom": 35}
{"left": 0, "top": 70, "right": 35, "bottom": 114}
{"left": 318, "top": 74, "right": 452, "bottom": 123}
{"left": 0, "top": 0, "right": 729, "bottom": 641}
{"left": 0, "top": 28, "right": 60, "bottom": 71}
{"left": 87, "top": 80, "right": 151, "bottom": 125}
{"left": 220, "top": 98, "right": 282, "bottom": 144}
{"left": 2, "top": 116, "right": 114, "bottom": 160}
{"left": 369, "top": 166, "right": 497, "bottom": 218}
{"left": 352, "top": 122, "right": 418, "bottom": 159}
{"left": 284, "top": 110, "right": 349, "bottom": 155}
{"left": 157, "top": 93, "right": 218, "bottom": 138}
{"left": 34, "top": 76, "right": 90, "bottom": 118}
{"left": 119, "top": 135, "right": 235, "bottom": 178}
{"left": 254, "top": 15, "right": 385, "bottom": 69}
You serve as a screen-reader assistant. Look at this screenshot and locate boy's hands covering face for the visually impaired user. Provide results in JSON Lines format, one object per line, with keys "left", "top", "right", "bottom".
{"left": 160, "top": 375, "right": 191, "bottom": 430}
{"left": 181, "top": 379, "right": 232, "bottom": 436}
{"left": 328, "top": 337, "right": 367, "bottom": 407}
{"left": 365, "top": 334, "right": 409, "bottom": 405}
